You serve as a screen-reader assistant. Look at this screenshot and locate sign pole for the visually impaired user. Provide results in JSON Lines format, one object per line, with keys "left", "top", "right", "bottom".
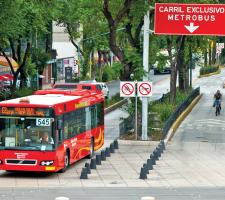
{"left": 135, "top": 82, "right": 138, "bottom": 140}
{"left": 142, "top": 10, "right": 150, "bottom": 140}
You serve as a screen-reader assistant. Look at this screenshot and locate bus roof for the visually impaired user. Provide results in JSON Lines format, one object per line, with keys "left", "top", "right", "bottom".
{"left": 0, "top": 94, "right": 81, "bottom": 106}
{"left": 34, "top": 89, "right": 99, "bottom": 96}
{"left": 0, "top": 89, "right": 104, "bottom": 116}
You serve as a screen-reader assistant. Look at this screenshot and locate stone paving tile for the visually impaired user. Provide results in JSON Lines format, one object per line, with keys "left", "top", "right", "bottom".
{"left": 0, "top": 142, "right": 158, "bottom": 188}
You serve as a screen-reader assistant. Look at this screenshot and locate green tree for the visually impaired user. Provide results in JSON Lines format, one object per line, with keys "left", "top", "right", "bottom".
{"left": 0, "top": 0, "right": 58, "bottom": 90}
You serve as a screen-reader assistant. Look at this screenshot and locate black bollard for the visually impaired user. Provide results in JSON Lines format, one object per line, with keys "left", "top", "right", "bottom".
{"left": 139, "top": 167, "right": 147, "bottom": 179}
{"left": 96, "top": 154, "right": 101, "bottom": 165}
{"left": 85, "top": 163, "right": 91, "bottom": 174}
{"left": 143, "top": 164, "right": 149, "bottom": 174}
{"left": 114, "top": 140, "right": 119, "bottom": 149}
{"left": 101, "top": 150, "right": 106, "bottom": 161}
{"left": 110, "top": 143, "right": 115, "bottom": 153}
{"left": 150, "top": 154, "right": 156, "bottom": 165}
{"left": 90, "top": 158, "right": 97, "bottom": 169}
{"left": 80, "top": 167, "right": 88, "bottom": 179}
{"left": 158, "top": 143, "right": 164, "bottom": 154}
{"left": 105, "top": 147, "right": 111, "bottom": 157}
{"left": 156, "top": 147, "right": 161, "bottom": 158}
{"left": 153, "top": 149, "right": 159, "bottom": 161}
{"left": 147, "top": 159, "right": 153, "bottom": 170}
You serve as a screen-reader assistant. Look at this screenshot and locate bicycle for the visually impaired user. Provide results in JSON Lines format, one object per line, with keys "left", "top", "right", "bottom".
{"left": 215, "top": 100, "right": 221, "bottom": 116}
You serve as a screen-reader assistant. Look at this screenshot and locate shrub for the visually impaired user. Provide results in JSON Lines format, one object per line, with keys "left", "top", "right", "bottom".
{"left": 102, "top": 66, "right": 113, "bottom": 82}
{"left": 111, "top": 63, "right": 122, "bottom": 79}
{"left": 149, "top": 90, "right": 191, "bottom": 124}
{"left": 150, "top": 103, "right": 175, "bottom": 123}
{"left": 11, "top": 87, "right": 35, "bottom": 99}
{"left": 200, "top": 65, "right": 219, "bottom": 75}
{"left": 102, "top": 63, "right": 122, "bottom": 82}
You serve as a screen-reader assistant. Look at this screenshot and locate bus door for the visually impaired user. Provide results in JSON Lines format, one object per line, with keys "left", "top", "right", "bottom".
{"left": 55, "top": 116, "right": 65, "bottom": 166}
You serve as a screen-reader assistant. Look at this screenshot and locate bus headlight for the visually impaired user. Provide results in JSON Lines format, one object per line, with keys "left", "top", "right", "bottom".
{"left": 40, "top": 160, "right": 54, "bottom": 166}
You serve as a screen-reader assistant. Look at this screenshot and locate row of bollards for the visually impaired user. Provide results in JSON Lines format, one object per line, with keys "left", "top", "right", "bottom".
{"left": 80, "top": 139, "right": 119, "bottom": 179}
{"left": 139, "top": 140, "right": 166, "bottom": 180}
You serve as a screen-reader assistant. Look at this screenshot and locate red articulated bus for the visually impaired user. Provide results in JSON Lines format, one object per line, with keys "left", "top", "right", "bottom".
{"left": 0, "top": 89, "right": 104, "bottom": 172}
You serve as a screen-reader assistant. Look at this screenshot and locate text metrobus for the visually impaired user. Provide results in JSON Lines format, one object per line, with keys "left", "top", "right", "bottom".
{"left": 0, "top": 89, "right": 104, "bottom": 172}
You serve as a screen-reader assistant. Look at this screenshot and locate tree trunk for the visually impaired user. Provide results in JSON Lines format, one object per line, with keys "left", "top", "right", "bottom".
{"left": 102, "top": 0, "right": 135, "bottom": 81}
{"left": 166, "top": 36, "right": 177, "bottom": 103}
{"left": 204, "top": 49, "right": 208, "bottom": 67}
{"left": 212, "top": 40, "right": 216, "bottom": 65}
{"left": 209, "top": 42, "right": 212, "bottom": 65}
{"left": 91, "top": 51, "right": 96, "bottom": 79}
{"left": 98, "top": 50, "right": 102, "bottom": 68}
{"left": 13, "top": 42, "right": 31, "bottom": 90}
{"left": 20, "top": 68, "right": 27, "bottom": 88}
{"left": 170, "top": 63, "right": 177, "bottom": 102}
{"left": 189, "top": 44, "right": 193, "bottom": 88}
{"left": 177, "top": 36, "right": 186, "bottom": 91}
{"left": 184, "top": 63, "right": 189, "bottom": 90}
{"left": 45, "top": 22, "right": 52, "bottom": 53}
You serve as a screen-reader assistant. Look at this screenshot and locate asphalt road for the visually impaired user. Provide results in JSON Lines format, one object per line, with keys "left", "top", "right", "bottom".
{"left": 1, "top": 187, "right": 225, "bottom": 200}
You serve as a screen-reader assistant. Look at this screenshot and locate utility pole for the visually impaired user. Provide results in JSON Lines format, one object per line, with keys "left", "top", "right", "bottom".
{"left": 142, "top": 10, "right": 150, "bottom": 140}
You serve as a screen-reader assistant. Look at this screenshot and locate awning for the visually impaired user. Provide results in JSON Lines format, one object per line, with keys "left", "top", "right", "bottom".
{"left": 0, "top": 56, "right": 18, "bottom": 68}
{"left": 0, "top": 74, "right": 13, "bottom": 81}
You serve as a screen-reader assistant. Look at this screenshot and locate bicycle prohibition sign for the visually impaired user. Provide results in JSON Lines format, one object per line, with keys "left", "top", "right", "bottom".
{"left": 120, "top": 82, "right": 135, "bottom": 97}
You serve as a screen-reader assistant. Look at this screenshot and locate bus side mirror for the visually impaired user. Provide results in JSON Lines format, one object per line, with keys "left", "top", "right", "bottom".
{"left": 57, "top": 120, "right": 63, "bottom": 130}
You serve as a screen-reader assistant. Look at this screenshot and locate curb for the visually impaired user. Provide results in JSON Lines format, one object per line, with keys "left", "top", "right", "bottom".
{"left": 164, "top": 94, "right": 203, "bottom": 144}
{"left": 118, "top": 139, "right": 159, "bottom": 146}
{"left": 104, "top": 98, "right": 128, "bottom": 114}
{"left": 198, "top": 69, "right": 221, "bottom": 78}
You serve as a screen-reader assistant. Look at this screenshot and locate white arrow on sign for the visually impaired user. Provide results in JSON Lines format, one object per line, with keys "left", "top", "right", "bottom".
{"left": 185, "top": 22, "right": 199, "bottom": 33}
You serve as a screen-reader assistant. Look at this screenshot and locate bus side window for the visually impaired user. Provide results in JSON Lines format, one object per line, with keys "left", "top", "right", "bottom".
{"left": 58, "top": 130, "right": 63, "bottom": 144}
{"left": 64, "top": 122, "right": 69, "bottom": 139}
{"left": 57, "top": 117, "right": 64, "bottom": 144}
{"left": 91, "top": 105, "right": 97, "bottom": 129}
{"left": 97, "top": 103, "right": 104, "bottom": 126}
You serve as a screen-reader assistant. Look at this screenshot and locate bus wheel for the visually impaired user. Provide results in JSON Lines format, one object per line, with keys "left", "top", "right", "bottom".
{"left": 88, "top": 138, "right": 94, "bottom": 158}
{"left": 59, "top": 151, "right": 70, "bottom": 173}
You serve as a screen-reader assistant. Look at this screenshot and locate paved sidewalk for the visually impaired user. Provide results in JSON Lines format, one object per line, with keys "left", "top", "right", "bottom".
{"left": 147, "top": 68, "right": 225, "bottom": 188}
{"left": 0, "top": 141, "right": 158, "bottom": 188}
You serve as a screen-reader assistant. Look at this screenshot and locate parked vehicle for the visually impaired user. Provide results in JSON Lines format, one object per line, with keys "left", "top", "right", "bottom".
{"left": 52, "top": 81, "right": 109, "bottom": 98}
{"left": 53, "top": 83, "right": 77, "bottom": 90}
{"left": 153, "top": 67, "right": 171, "bottom": 75}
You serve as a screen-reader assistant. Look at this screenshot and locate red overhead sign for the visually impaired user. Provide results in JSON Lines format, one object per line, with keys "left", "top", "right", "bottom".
{"left": 154, "top": 3, "right": 225, "bottom": 35}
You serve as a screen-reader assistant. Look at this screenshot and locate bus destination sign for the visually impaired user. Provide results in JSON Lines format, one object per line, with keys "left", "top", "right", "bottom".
{"left": 0, "top": 107, "right": 51, "bottom": 117}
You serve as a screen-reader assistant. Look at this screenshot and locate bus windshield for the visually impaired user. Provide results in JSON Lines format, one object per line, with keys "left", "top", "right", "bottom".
{"left": 0, "top": 117, "right": 54, "bottom": 151}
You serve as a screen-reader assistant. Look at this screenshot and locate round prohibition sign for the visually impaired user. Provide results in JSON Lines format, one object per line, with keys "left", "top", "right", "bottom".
{"left": 139, "top": 82, "right": 152, "bottom": 96}
{"left": 122, "top": 83, "right": 134, "bottom": 96}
